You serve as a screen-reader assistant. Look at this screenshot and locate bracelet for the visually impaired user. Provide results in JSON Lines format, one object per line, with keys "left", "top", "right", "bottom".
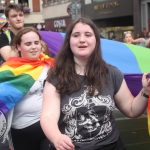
{"left": 142, "top": 91, "right": 149, "bottom": 98}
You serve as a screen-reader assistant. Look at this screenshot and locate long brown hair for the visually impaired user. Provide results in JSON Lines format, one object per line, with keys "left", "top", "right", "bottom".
{"left": 47, "top": 17, "right": 109, "bottom": 96}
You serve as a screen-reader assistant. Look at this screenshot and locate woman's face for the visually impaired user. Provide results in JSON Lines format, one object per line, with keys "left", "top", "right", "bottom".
{"left": 124, "top": 33, "right": 133, "bottom": 44}
{"left": 17, "top": 31, "right": 42, "bottom": 60}
{"left": 70, "top": 22, "right": 96, "bottom": 62}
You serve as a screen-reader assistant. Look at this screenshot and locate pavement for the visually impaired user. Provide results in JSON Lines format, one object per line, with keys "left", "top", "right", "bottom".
{"left": 114, "top": 109, "right": 150, "bottom": 150}
{"left": 0, "top": 139, "right": 9, "bottom": 150}
{"left": 0, "top": 110, "right": 150, "bottom": 150}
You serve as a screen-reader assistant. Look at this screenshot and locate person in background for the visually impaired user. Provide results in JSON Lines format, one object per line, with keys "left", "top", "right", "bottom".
{"left": 124, "top": 31, "right": 147, "bottom": 47}
{"left": 145, "top": 31, "right": 150, "bottom": 48}
{"left": 146, "top": 31, "right": 150, "bottom": 39}
{"left": 111, "top": 35, "right": 116, "bottom": 41}
{"left": 0, "top": 14, "right": 9, "bottom": 33}
{"left": 40, "top": 17, "right": 150, "bottom": 150}
{"left": 0, "top": 14, "right": 10, "bottom": 65}
{"left": 41, "top": 40, "right": 51, "bottom": 56}
{"left": 0, "top": 3, "right": 24, "bottom": 62}
{"left": 0, "top": 27, "right": 54, "bottom": 150}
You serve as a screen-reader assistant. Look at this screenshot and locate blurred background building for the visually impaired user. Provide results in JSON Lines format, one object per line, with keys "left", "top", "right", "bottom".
{"left": 1, "top": 0, "right": 150, "bottom": 40}
{"left": 41, "top": 0, "right": 141, "bottom": 40}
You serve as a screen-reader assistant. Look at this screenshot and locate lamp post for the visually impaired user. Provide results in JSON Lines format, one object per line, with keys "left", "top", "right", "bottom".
{"left": 1, "top": 0, "right": 5, "bottom": 10}
{"left": 71, "top": 0, "right": 81, "bottom": 20}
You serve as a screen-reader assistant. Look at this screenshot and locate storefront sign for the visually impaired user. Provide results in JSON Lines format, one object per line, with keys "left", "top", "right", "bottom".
{"left": 99, "top": 11, "right": 113, "bottom": 15}
{"left": 54, "top": 19, "right": 66, "bottom": 28}
{"left": 84, "top": 0, "right": 132, "bottom": 20}
{"left": 45, "top": 17, "right": 72, "bottom": 31}
{"left": 94, "top": 2, "right": 119, "bottom": 10}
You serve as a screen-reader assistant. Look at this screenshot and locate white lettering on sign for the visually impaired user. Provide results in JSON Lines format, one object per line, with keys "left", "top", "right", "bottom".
{"left": 54, "top": 20, "right": 66, "bottom": 28}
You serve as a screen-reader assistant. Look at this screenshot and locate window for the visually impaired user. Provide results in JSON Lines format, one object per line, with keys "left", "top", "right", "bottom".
{"left": 18, "top": 0, "right": 30, "bottom": 13}
{"left": 92, "top": 0, "right": 109, "bottom": 3}
{"left": 18, "top": 0, "right": 29, "bottom": 7}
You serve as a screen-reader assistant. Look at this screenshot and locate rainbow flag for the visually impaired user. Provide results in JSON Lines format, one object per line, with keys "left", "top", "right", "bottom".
{"left": 0, "top": 53, "right": 54, "bottom": 115}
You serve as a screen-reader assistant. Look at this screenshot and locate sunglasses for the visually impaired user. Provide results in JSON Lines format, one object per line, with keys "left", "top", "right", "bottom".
{"left": 124, "top": 31, "right": 131, "bottom": 34}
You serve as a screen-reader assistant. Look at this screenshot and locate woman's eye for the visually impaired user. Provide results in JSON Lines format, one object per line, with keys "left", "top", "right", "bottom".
{"left": 26, "top": 43, "right": 31, "bottom": 46}
{"left": 35, "top": 42, "right": 39, "bottom": 45}
{"left": 86, "top": 34, "right": 92, "bottom": 37}
{"left": 73, "top": 34, "right": 79, "bottom": 37}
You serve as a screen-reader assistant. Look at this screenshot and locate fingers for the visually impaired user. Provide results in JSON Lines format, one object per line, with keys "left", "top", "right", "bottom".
{"left": 60, "top": 141, "right": 74, "bottom": 150}
{"left": 55, "top": 134, "right": 74, "bottom": 150}
{"left": 142, "top": 73, "right": 150, "bottom": 88}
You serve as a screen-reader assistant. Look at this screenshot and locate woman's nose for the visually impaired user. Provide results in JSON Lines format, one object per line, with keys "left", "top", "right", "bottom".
{"left": 32, "top": 44, "right": 36, "bottom": 48}
{"left": 79, "top": 35, "right": 85, "bottom": 42}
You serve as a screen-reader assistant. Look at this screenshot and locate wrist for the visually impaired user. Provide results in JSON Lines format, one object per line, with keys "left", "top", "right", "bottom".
{"left": 141, "top": 91, "right": 149, "bottom": 98}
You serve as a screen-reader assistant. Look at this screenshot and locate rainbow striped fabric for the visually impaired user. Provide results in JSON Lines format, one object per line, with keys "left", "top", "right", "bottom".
{"left": 0, "top": 53, "right": 54, "bottom": 115}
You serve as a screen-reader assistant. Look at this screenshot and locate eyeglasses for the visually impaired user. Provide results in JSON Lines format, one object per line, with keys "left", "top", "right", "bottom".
{"left": 124, "top": 31, "right": 131, "bottom": 34}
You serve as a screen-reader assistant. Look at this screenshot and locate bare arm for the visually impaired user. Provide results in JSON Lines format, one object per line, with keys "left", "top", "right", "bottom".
{"left": 115, "top": 73, "right": 150, "bottom": 118}
{"left": 40, "top": 81, "right": 74, "bottom": 150}
{"left": 0, "top": 46, "right": 19, "bottom": 61}
{"left": 132, "top": 38, "right": 143, "bottom": 44}
{"left": 145, "top": 38, "right": 150, "bottom": 47}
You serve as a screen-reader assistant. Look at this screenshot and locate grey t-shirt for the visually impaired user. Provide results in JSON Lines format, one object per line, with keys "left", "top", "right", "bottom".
{"left": 50, "top": 65, "right": 123, "bottom": 150}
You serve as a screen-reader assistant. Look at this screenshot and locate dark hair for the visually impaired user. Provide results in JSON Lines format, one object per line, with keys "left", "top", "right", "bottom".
{"left": 5, "top": 4, "right": 23, "bottom": 18}
{"left": 146, "top": 31, "right": 150, "bottom": 38}
{"left": 12, "top": 27, "right": 42, "bottom": 49}
{"left": 47, "top": 17, "right": 109, "bottom": 96}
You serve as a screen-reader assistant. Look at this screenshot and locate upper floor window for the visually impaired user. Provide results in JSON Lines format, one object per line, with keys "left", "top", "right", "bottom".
{"left": 93, "top": 0, "right": 113, "bottom": 3}
{"left": 18, "top": 0, "right": 30, "bottom": 13}
{"left": 18, "top": 0, "right": 29, "bottom": 7}
{"left": 46, "top": 0, "right": 68, "bottom": 4}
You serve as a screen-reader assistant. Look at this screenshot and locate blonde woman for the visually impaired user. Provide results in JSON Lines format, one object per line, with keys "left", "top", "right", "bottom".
{"left": 124, "top": 31, "right": 147, "bottom": 47}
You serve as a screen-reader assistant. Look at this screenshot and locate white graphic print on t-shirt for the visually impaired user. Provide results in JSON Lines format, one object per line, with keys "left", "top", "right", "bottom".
{"left": 62, "top": 86, "right": 115, "bottom": 142}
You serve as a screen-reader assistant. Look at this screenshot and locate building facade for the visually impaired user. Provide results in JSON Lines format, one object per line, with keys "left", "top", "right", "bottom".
{"left": 141, "top": 0, "right": 150, "bottom": 32}
{"left": 84, "top": 0, "right": 143, "bottom": 40}
{"left": 42, "top": 0, "right": 144, "bottom": 40}
{"left": 42, "top": 0, "right": 73, "bottom": 32}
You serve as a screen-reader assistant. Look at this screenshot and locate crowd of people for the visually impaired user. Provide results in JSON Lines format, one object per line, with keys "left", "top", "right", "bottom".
{"left": 0, "top": 3, "right": 150, "bottom": 150}
{"left": 123, "top": 30, "right": 150, "bottom": 47}
{"left": 109, "top": 30, "right": 150, "bottom": 48}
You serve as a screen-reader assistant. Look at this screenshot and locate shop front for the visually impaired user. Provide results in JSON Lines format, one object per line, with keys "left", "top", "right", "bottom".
{"left": 84, "top": 0, "right": 134, "bottom": 41}
{"left": 45, "top": 17, "right": 72, "bottom": 32}
{"left": 141, "top": 0, "right": 150, "bottom": 31}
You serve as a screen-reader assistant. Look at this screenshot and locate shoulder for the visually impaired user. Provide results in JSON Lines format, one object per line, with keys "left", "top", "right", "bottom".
{"left": 108, "top": 65, "right": 123, "bottom": 76}
{"left": 0, "top": 32, "right": 7, "bottom": 39}
{"left": 108, "top": 65, "right": 123, "bottom": 94}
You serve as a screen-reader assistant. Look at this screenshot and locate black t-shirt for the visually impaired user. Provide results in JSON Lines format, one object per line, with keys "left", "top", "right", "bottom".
{"left": 50, "top": 65, "right": 124, "bottom": 150}
{"left": 0, "top": 30, "right": 14, "bottom": 48}
{"left": 0, "top": 30, "right": 15, "bottom": 65}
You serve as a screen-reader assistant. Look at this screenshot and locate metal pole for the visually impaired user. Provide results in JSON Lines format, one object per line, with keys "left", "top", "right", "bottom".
{"left": 71, "top": 0, "right": 81, "bottom": 20}
{"left": 1, "top": 0, "right": 5, "bottom": 13}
